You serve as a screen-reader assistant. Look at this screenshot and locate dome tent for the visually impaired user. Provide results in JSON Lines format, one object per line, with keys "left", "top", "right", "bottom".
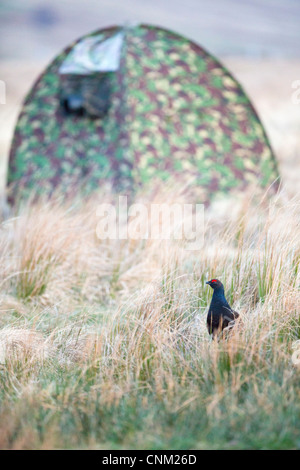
{"left": 7, "top": 24, "right": 279, "bottom": 204}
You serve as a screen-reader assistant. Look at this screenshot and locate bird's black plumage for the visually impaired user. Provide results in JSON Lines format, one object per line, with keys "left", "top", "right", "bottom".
{"left": 206, "top": 279, "right": 239, "bottom": 338}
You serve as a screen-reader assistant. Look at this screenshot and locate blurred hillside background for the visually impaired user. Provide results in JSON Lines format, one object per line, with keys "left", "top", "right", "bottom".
{"left": 0, "top": 0, "right": 300, "bottom": 197}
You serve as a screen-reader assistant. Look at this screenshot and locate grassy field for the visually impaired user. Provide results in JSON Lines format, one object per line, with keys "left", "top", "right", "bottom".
{"left": 0, "top": 184, "right": 299, "bottom": 449}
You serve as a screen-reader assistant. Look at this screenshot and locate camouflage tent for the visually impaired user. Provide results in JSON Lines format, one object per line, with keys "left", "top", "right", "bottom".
{"left": 8, "top": 24, "right": 279, "bottom": 204}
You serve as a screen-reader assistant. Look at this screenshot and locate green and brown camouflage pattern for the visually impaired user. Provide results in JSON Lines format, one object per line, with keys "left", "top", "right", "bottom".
{"left": 8, "top": 24, "right": 279, "bottom": 204}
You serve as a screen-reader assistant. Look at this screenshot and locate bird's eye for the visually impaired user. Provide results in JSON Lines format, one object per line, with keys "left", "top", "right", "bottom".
{"left": 211, "top": 279, "right": 217, "bottom": 283}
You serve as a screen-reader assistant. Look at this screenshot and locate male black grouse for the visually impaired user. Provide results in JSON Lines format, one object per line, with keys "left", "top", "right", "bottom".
{"left": 206, "top": 279, "right": 239, "bottom": 339}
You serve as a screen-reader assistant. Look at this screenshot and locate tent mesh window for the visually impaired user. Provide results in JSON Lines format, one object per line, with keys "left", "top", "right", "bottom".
{"left": 60, "top": 73, "right": 113, "bottom": 118}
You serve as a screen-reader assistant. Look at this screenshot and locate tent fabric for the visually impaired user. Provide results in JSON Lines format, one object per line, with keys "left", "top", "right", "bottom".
{"left": 8, "top": 24, "right": 279, "bottom": 204}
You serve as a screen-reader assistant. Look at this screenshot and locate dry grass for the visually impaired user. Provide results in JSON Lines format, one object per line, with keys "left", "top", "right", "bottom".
{"left": 0, "top": 186, "right": 299, "bottom": 449}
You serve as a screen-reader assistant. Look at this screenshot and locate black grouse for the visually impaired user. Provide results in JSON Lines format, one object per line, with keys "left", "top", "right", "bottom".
{"left": 206, "top": 279, "right": 239, "bottom": 339}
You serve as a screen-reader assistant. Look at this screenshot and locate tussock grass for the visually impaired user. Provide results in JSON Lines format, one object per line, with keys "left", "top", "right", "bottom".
{"left": 0, "top": 187, "right": 299, "bottom": 449}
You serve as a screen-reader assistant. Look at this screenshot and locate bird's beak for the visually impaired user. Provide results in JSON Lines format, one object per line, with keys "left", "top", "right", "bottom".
{"left": 206, "top": 281, "right": 210, "bottom": 285}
